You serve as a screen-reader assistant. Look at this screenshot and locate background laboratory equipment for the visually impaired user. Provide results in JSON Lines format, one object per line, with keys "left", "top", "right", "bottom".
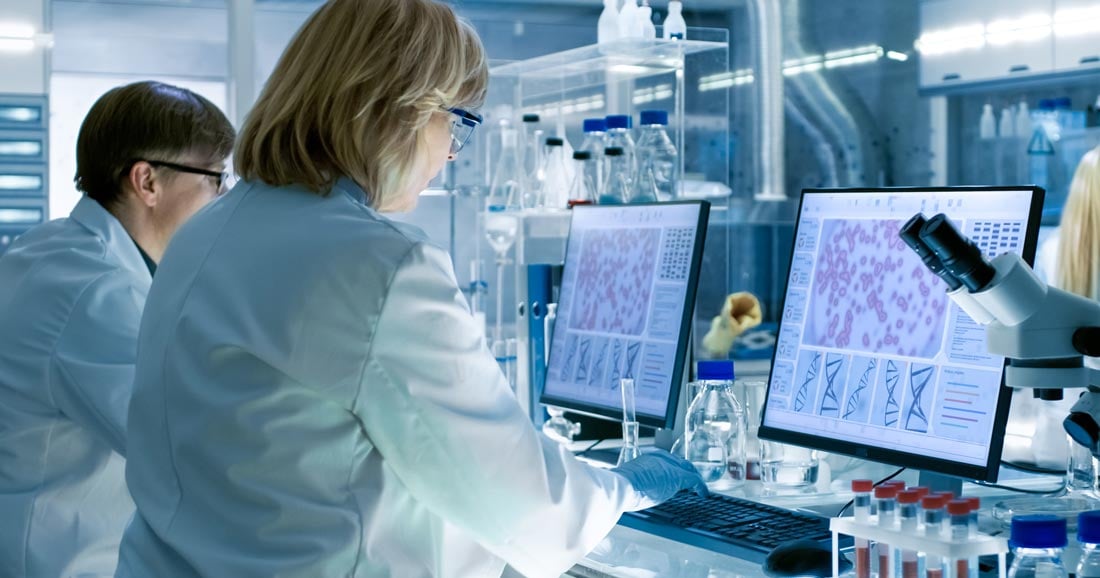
{"left": 579, "top": 118, "right": 608, "bottom": 197}
{"left": 1007, "top": 516, "right": 1068, "bottom": 578}
{"left": 600, "top": 147, "right": 630, "bottom": 204}
{"left": 604, "top": 115, "right": 636, "bottom": 189}
{"left": 758, "top": 187, "right": 1044, "bottom": 488}
{"left": 634, "top": 109, "right": 678, "bottom": 202}
{"left": 617, "top": 378, "right": 640, "bottom": 465}
{"left": 542, "top": 137, "right": 570, "bottom": 209}
{"left": 567, "top": 151, "right": 596, "bottom": 207}
{"left": 1079, "top": 511, "right": 1100, "bottom": 578}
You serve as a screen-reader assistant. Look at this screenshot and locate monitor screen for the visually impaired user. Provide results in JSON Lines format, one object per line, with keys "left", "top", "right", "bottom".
{"left": 759, "top": 187, "right": 1044, "bottom": 482}
{"left": 541, "top": 201, "right": 710, "bottom": 429}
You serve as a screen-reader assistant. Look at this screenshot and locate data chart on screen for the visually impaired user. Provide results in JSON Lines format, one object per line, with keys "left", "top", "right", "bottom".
{"left": 763, "top": 189, "right": 1037, "bottom": 468}
{"left": 542, "top": 203, "right": 706, "bottom": 425}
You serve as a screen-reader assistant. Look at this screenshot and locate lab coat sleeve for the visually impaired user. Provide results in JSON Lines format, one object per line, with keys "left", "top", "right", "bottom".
{"left": 49, "top": 271, "right": 142, "bottom": 456}
{"left": 358, "top": 242, "right": 642, "bottom": 578}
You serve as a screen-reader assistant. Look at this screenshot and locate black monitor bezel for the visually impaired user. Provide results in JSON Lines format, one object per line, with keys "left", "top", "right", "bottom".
{"left": 758, "top": 186, "right": 1045, "bottom": 483}
{"left": 539, "top": 200, "right": 710, "bottom": 430}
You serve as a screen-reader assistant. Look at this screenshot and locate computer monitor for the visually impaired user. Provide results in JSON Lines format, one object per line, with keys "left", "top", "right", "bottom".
{"left": 540, "top": 201, "right": 710, "bottom": 429}
{"left": 759, "top": 187, "right": 1045, "bottom": 483}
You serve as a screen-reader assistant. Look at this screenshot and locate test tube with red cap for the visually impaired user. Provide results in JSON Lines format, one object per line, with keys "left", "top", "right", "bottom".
{"left": 853, "top": 480, "right": 874, "bottom": 578}
{"left": 922, "top": 495, "right": 947, "bottom": 578}
{"left": 948, "top": 499, "right": 971, "bottom": 578}
{"left": 899, "top": 489, "right": 922, "bottom": 578}
{"left": 965, "top": 497, "right": 981, "bottom": 578}
{"left": 875, "top": 484, "right": 900, "bottom": 578}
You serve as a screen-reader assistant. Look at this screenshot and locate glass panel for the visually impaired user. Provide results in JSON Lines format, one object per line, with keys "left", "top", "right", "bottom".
{"left": 0, "top": 175, "right": 43, "bottom": 190}
{"left": 0, "top": 208, "right": 42, "bottom": 223}
{"left": 0, "top": 140, "right": 43, "bottom": 157}
{"left": 0, "top": 106, "right": 42, "bottom": 125}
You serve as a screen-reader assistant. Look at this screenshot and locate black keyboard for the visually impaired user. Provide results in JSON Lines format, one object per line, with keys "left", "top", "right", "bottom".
{"left": 619, "top": 491, "right": 850, "bottom": 563}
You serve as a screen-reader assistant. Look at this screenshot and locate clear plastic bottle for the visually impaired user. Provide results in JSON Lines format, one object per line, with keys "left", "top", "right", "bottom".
{"left": 875, "top": 485, "right": 899, "bottom": 578}
{"left": 567, "top": 151, "right": 596, "bottom": 207}
{"left": 1077, "top": 511, "right": 1100, "bottom": 578}
{"left": 897, "top": 489, "right": 921, "bottom": 578}
{"left": 598, "top": 0, "right": 620, "bottom": 45}
{"left": 922, "top": 495, "right": 948, "bottom": 578}
{"left": 542, "top": 137, "right": 570, "bottom": 210}
{"left": 852, "top": 479, "right": 874, "bottom": 578}
{"left": 948, "top": 500, "right": 973, "bottom": 578}
{"left": 684, "top": 360, "right": 745, "bottom": 489}
{"left": 980, "top": 104, "right": 996, "bottom": 140}
{"left": 634, "top": 109, "right": 678, "bottom": 202}
{"left": 663, "top": 0, "right": 686, "bottom": 39}
{"left": 486, "top": 126, "right": 523, "bottom": 211}
{"left": 618, "top": 0, "right": 641, "bottom": 38}
{"left": 600, "top": 147, "right": 630, "bottom": 205}
{"left": 605, "top": 114, "right": 636, "bottom": 189}
{"left": 1007, "top": 515, "right": 1068, "bottom": 578}
{"left": 580, "top": 118, "right": 608, "bottom": 199}
{"left": 638, "top": 0, "right": 656, "bottom": 39}
{"left": 521, "top": 113, "right": 543, "bottom": 186}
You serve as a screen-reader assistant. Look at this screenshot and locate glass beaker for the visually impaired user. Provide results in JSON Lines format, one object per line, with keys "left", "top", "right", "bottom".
{"left": 735, "top": 379, "right": 767, "bottom": 480}
{"left": 760, "top": 440, "right": 820, "bottom": 493}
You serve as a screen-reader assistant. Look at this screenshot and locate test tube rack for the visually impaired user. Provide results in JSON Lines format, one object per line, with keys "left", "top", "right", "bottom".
{"left": 830, "top": 517, "right": 1008, "bottom": 578}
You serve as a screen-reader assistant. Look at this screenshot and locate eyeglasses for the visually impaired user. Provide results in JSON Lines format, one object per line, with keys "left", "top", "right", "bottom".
{"left": 130, "top": 159, "right": 233, "bottom": 192}
{"left": 446, "top": 108, "right": 483, "bottom": 155}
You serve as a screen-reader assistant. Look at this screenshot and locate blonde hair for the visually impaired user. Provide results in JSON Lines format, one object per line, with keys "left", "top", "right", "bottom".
{"left": 1055, "top": 145, "right": 1100, "bottom": 301}
{"left": 235, "top": 0, "right": 488, "bottom": 207}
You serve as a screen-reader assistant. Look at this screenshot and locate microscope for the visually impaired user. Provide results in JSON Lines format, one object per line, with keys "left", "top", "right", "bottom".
{"left": 900, "top": 213, "right": 1100, "bottom": 457}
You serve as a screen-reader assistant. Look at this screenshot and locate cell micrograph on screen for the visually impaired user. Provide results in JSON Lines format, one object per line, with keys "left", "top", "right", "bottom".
{"left": 932, "top": 367, "right": 1002, "bottom": 443}
{"left": 870, "top": 359, "right": 907, "bottom": 428}
{"left": 793, "top": 350, "right": 823, "bottom": 414}
{"left": 904, "top": 363, "right": 936, "bottom": 433}
{"left": 567, "top": 228, "right": 661, "bottom": 335}
{"left": 804, "top": 219, "right": 949, "bottom": 359}
{"left": 842, "top": 356, "right": 877, "bottom": 423}
{"left": 816, "top": 353, "right": 850, "bottom": 418}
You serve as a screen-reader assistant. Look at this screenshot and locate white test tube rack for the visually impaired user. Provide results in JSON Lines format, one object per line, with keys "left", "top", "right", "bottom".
{"left": 830, "top": 517, "right": 1008, "bottom": 578}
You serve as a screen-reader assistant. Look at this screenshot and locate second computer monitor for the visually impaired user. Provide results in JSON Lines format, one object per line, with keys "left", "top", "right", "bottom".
{"left": 759, "top": 187, "right": 1044, "bottom": 482}
{"left": 540, "top": 202, "right": 709, "bottom": 430}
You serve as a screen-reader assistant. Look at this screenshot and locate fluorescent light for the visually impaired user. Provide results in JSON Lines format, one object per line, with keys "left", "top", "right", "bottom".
{"left": 1054, "top": 6, "right": 1100, "bottom": 37}
{"left": 608, "top": 64, "right": 652, "bottom": 75}
{"left": 0, "top": 107, "right": 39, "bottom": 123}
{"left": 783, "top": 55, "right": 824, "bottom": 76}
{"left": 699, "top": 69, "right": 754, "bottom": 91}
{"left": 886, "top": 50, "right": 909, "bottom": 62}
{"left": 0, "top": 22, "right": 34, "bottom": 39}
{"left": 0, "top": 175, "right": 42, "bottom": 190}
{"left": 986, "top": 14, "right": 1051, "bottom": 45}
{"left": 0, "top": 38, "right": 34, "bottom": 53}
{"left": 916, "top": 24, "right": 985, "bottom": 55}
{"left": 0, "top": 141, "right": 41, "bottom": 156}
{"left": 632, "top": 83, "right": 673, "bottom": 104}
{"left": 0, "top": 208, "right": 41, "bottom": 223}
{"left": 823, "top": 45, "right": 884, "bottom": 69}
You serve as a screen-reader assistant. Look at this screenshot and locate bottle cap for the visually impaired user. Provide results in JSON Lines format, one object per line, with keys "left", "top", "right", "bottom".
{"left": 604, "top": 146, "right": 624, "bottom": 156}
{"left": 934, "top": 491, "right": 955, "bottom": 501}
{"left": 874, "top": 485, "right": 899, "bottom": 499}
{"left": 573, "top": 151, "right": 592, "bottom": 160}
{"left": 1079, "top": 510, "right": 1100, "bottom": 544}
{"left": 947, "top": 500, "right": 971, "bottom": 516}
{"left": 640, "top": 110, "right": 669, "bottom": 126}
{"left": 914, "top": 487, "right": 930, "bottom": 499}
{"left": 583, "top": 118, "right": 608, "bottom": 133}
{"left": 696, "top": 360, "right": 734, "bottom": 381}
{"left": 522, "top": 113, "right": 540, "bottom": 123}
{"left": 1009, "top": 515, "right": 1067, "bottom": 549}
{"left": 851, "top": 480, "right": 874, "bottom": 493}
{"left": 966, "top": 497, "right": 981, "bottom": 511}
{"left": 921, "top": 495, "right": 947, "bottom": 510}
{"left": 882, "top": 480, "right": 907, "bottom": 489}
{"left": 606, "top": 114, "right": 633, "bottom": 129}
{"left": 897, "top": 489, "right": 921, "bottom": 505}
{"left": 545, "top": 137, "right": 564, "bottom": 146}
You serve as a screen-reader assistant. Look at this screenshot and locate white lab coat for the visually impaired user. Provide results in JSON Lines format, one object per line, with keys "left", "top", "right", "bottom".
{"left": 116, "top": 177, "right": 642, "bottom": 578}
{"left": 0, "top": 196, "right": 147, "bottom": 577}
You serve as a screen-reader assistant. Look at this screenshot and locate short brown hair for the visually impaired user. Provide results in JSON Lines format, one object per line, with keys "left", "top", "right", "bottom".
{"left": 234, "top": 0, "right": 488, "bottom": 208}
{"left": 75, "top": 81, "right": 235, "bottom": 208}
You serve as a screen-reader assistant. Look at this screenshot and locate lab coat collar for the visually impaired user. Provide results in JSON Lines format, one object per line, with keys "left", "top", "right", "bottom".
{"left": 69, "top": 196, "right": 152, "bottom": 283}
{"left": 332, "top": 176, "right": 370, "bottom": 207}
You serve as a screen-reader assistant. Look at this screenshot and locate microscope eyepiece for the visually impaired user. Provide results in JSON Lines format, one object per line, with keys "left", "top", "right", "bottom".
{"left": 919, "top": 214, "right": 996, "bottom": 292}
{"left": 899, "top": 214, "right": 963, "bottom": 291}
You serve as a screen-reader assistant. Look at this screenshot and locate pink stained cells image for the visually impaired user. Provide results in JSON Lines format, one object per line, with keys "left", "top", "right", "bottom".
{"left": 568, "top": 228, "right": 661, "bottom": 335}
{"left": 805, "top": 219, "right": 948, "bottom": 359}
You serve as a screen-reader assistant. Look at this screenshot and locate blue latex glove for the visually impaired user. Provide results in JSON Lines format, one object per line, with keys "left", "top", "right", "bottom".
{"left": 611, "top": 449, "right": 709, "bottom": 511}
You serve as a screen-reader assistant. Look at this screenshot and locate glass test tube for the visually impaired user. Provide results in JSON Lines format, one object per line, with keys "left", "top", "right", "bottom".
{"left": 899, "top": 489, "right": 922, "bottom": 578}
{"left": 922, "top": 495, "right": 947, "bottom": 578}
{"left": 876, "top": 484, "right": 900, "bottom": 578}
{"left": 948, "top": 500, "right": 971, "bottom": 578}
{"left": 966, "top": 498, "right": 980, "bottom": 578}
{"left": 853, "top": 479, "right": 874, "bottom": 578}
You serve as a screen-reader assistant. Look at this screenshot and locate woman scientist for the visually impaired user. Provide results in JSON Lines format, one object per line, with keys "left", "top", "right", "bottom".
{"left": 115, "top": 0, "right": 705, "bottom": 576}
{"left": 1037, "top": 145, "right": 1100, "bottom": 301}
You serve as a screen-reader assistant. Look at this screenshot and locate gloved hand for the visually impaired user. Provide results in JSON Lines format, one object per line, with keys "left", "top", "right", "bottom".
{"left": 612, "top": 449, "right": 708, "bottom": 511}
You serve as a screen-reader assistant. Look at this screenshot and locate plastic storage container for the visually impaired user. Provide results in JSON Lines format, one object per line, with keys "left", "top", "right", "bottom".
{"left": 1007, "top": 515, "right": 1068, "bottom": 578}
{"left": 1078, "top": 511, "right": 1100, "bottom": 578}
{"left": 634, "top": 109, "right": 678, "bottom": 202}
{"left": 684, "top": 360, "right": 745, "bottom": 489}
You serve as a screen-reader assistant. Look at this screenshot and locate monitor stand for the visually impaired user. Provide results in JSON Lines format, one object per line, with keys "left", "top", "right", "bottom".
{"left": 918, "top": 470, "right": 964, "bottom": 497}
